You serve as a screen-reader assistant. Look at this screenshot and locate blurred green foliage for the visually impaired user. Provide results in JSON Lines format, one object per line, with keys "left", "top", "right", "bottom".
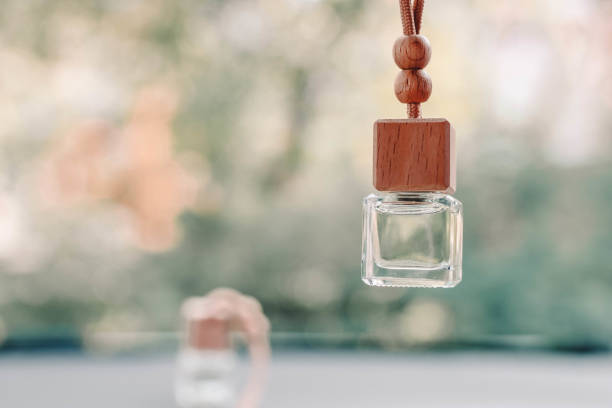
{"left": 1, "top": 0, "right": 612, "bottom": 349}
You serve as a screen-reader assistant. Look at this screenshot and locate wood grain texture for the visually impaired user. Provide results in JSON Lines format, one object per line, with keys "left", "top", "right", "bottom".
{"left": 393, "top": 34, "right": 431, "bottom": 69}
{"left": 373, "top": 119, "right": 456, "bottom": 193}
{"left": 187, "top": 318, "right": 230, "bottom": 350}
{"left": 394, "top": 69, "right": 432, "bottom": 104}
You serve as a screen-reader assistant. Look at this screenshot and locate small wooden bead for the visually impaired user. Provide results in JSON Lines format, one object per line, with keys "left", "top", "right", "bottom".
{"left": 394, "top": 69, "right": 432, "bottom": 103}
{"left": 393, "top": 35, "right": 431, "bottom": 69}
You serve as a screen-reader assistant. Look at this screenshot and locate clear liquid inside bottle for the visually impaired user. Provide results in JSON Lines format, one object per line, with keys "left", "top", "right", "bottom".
{"left": 362, "top": 192, "right": 463, "bottom": 287}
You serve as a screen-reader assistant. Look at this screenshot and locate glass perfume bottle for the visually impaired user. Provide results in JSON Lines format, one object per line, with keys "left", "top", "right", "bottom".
{"left": 362, "top": 1, "right": 463, "bottom": 288}
{"left": 175, "top": 289, "right": 270, "bottom": 408}
{"left": 361, "top": 119, "right": 463, "bottom": 288}
{"left": 175, "top": 305, "right": 238, "bottom": 408}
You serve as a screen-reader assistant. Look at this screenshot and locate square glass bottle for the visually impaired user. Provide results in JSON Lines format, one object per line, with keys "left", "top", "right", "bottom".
{"left": 361, "top": 192, "right": 462, "bottom": 287}
{"left": 362, "top": 119, "right": 463, "bottom": 288}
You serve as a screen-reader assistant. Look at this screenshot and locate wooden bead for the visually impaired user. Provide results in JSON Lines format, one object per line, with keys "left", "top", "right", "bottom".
{"left": 394, "top": 69, "right": 432, "bottom": 103}
{"left": 393, "top": 35, "right": 431, "bottom": 69}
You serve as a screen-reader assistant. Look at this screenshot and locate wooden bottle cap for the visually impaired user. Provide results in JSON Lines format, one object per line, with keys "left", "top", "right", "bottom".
{"left": 373, "top": 119, "right": 456, "bottom": 193}
{"left": 182, "top": 296, "right": 231, "bottom": 350}
{"left": 187, "top": 317, "right": 231, "bottom": 350}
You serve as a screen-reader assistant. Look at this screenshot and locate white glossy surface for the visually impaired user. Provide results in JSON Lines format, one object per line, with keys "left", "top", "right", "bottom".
{"left": 0, "top": 352, "right": 610, "bottom": 407}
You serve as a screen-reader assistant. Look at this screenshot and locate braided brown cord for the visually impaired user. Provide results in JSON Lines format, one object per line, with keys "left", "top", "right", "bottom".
{"left": 408, "top": 103, "right": 421, "bottom": 118}
{"left": 399, "top": 0, "right": 415, "bottom": 35}
{"left": 398, "top": 0, "right": 427, "bottom": 118}
{"left": 413, "top": 0, "right": 425, "bottom": 34}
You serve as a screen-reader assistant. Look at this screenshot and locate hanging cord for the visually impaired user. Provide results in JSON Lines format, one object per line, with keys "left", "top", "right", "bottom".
{"left": 413, "top": 0, "right": 424, "bottom": 35}
{"left": 399, "top": 0, "right": 415, "bottom": 35}
{"left": 399, "top": 0, "right": 425, "bottom": 118}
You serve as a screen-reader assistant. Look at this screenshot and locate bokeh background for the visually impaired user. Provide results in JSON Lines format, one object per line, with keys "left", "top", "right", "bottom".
{"left": 1, "top": 0, "right": 612, "bottom": 359}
